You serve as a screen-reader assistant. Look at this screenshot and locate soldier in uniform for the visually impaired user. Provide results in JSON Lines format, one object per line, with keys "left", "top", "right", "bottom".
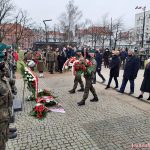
{"left": 77, "top": 49, "right": 98, "bottom": 106}
{"left": 46, "top": 46, "right": 55, "bottom": 74}
{"left": 69, "top": 50, "right": 84, "bottom": 94}
{"left": 0, "top": 46, "right": 17, "bottom": 150}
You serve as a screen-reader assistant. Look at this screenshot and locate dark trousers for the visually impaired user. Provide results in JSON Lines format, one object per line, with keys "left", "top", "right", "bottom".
{"left": 73, "top": 76, "right": 84, "bottom": 90}
{"left": 120, "top": 78, "right": 134, "bottom": 93}
{"left": 121, "top": 59, "right": 125, "bottom": 69}
{"left": 107, "top": 76, "right": 118, "bottom": 87}
{"left": 58, "top": 63, "right": 63, "bottom": 73}
{"left": 97, "top": 69, "right": 105, "bottom": 81}
{"left": 82, "top": 78, "right": 98, "bottom": 101}
{"left": 48, "top": 62, "right": 54, "bottom": 73}
{"left": 104, "top": 59, "right": 109, "bottom": 68}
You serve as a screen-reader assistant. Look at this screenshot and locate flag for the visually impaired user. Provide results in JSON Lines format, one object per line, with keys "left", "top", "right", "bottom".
{"left": 135, "top": 6, "right": 142, "bottom": 9}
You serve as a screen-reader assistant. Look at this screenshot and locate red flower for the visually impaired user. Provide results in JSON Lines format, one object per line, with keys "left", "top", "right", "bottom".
{"left": 82, "top": 65, "right": 87, "bottom": 71}
{"left": 38, "top": 105, "right": 45, "bottom": 112}
{"left": 37, "top": 113, "right": 43, "bottom": 118}
{"left": 87, "top": 61, "right": 92, "bottom": 66}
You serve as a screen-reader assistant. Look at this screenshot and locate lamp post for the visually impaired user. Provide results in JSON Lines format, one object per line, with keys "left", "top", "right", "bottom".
{"left": 135, "top": 6, "right": 146, "bottom": 48}
{"left": 43, "top": 19, "right": 52, "bottom": 44}
{"left": 109, "top": 17, "right": 113, "bottom": 51}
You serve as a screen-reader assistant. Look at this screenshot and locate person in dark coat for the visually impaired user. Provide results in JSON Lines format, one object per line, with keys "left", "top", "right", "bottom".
{"left": 118, "top": 49, "right": 140, "bottom": 94}
{"left": 137, "top": 59, "right": 150, "bottom": 100}
{"left": 105, "top": 51, "right": 121, "bottom": 89}
{"left": 57, "top": 51, "right": 64, "bottom": 73}
{"left": 66, "top": 46, "right": 75, "bottom": 58}
{"left": 120, "top": 49, "right": 127, "bottom": 69}
{"left": 95, "top": 49, "right": 106, "bottom": 82}
{"left": 103, "top": 48, "right": 110, "bottom": 68}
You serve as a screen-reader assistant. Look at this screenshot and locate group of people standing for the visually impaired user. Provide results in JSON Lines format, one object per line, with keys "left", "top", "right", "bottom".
{"left": 0, "top": 44, "right": 18, "bottom": 150}
{"left": 24, "top": 45, "right": 150, "bottom": 102}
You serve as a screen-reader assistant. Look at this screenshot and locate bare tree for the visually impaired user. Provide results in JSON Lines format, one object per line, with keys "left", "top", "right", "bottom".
{"left": 0, "top": 0, "right": 15, "bottom": 42}
{"left": 59, "top": 0, "right": 82, "bottom": 43}
{"left": 112, "top": 17, "right": 124, "bottom": 49}
{"left": 15, "top": 10, "right": 34, "bottom": 48}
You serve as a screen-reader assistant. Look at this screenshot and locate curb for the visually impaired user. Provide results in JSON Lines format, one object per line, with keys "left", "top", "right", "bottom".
{"left": 96, "top": 81, "right": 150, "bottom": 104}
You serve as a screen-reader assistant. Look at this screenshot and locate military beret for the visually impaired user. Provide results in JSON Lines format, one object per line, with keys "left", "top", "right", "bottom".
{"left": 88, "top": 49, "right": 95, "bottom": 53}
{"left": 76, "top": 49, "right": 82, "bottom": 53}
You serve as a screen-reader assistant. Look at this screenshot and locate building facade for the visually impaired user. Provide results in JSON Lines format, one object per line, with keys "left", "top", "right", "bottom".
{"left": 135, "top": 10, "right": 150, "bottom": 49}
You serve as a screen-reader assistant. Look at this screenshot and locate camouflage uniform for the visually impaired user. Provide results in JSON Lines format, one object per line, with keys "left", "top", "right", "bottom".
{"left": 77, "top": 56, "right": 98, "bottom": 106}
{"left": 47, "top": 50, "right": 55, "bottom": 73}
{"left": 0, "top": 71, "right": 13, "bottom": 150}
{"left": 71, "top": 55, "right": 84, "bottom": 92}
{"left": 82, "top": 58, "right": 98, "bottom": 101}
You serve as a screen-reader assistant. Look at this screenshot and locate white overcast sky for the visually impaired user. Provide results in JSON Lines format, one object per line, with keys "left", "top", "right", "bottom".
{"left": 13, "top": 0, "right": 150, "bottom": 29}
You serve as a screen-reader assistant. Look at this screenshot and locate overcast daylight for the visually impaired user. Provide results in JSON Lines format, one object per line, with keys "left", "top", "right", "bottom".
{"left": 1, "top": 0, "right": 150, "bottom": 150}
{"left": 12, "top": 0, "right": 150, "bottom": 28}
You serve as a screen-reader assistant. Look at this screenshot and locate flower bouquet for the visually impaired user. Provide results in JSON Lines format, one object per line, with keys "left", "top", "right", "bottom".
{"left": 30, "top": 103, "right": 48, "bottom": 119}
{"left": 72, "top": 59, "right": 94, "bottom": 77}
{"left": 38, "top": 89, "right": 56, "bottom": 98}
{"left": 36, "top": 96, "right": 58, "bottom": 107}
{"left": 63, "top": 57, "right": 77, "bottom": 71}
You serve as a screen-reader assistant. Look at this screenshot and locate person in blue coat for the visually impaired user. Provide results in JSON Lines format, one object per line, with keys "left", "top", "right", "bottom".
{"left": 95, "top": 49, "right": 106, "bottom": 82}
{"left": 118, "top": 49, "right": 140, "bottom": 94}
{"left": 105, "top": 51, "right": 121, "bottom": 89}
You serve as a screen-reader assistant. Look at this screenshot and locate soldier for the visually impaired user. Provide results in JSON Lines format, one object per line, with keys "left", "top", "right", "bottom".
{"left": 77, "top": 49, "right": 98, "bottom": 106}
{"left": 47, "top": 46, "right": 55, "bottom": 74}
{"left": 68, "top": 49, "right": 84, "bottom": 94}
{"left": 0, "top": 46, "right": 17, "bottom": 150}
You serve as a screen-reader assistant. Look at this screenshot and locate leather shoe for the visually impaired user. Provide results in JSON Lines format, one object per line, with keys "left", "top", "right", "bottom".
{"left": 137, "top": 95, "right": 143, "bottom": 99}
{"left": 105, "top": 86, "right": 110, "bottom": 90}
{"left": 129, "top": 92, "right": 134, "bottom": 95}
{"left": 118, "top": 90, "right": 124, "bottom": 94}
{"left": 147, "top": 96, "right": 150, "bottom": 100}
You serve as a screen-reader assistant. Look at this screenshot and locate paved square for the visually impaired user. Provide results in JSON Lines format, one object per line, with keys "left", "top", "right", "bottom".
{"left": 6, "top": 72, "right": 150, "bottom": 150}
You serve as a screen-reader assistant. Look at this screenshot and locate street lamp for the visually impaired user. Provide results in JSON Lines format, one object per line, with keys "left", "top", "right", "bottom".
{"left": 43, "top": 19, "right": 52, "bottom": 44}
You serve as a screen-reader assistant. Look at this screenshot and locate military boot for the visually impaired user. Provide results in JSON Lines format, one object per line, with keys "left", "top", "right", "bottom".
{"left": 9, "top": 128, "right": 17, "bottom": 133}
{"left": 68, "top": 89, "right": 75, "bottom": 94}
{"left": 77, "top": 88, "right": 84, "bottom": 92}
{"left": 8, "top": 132, "right": 17, "bottom": 139}
{"left": 77, "top": 100, "right": 85, "bottom": 106}
{"left": 90, "top": 97, "right": 99, "bottom": 102}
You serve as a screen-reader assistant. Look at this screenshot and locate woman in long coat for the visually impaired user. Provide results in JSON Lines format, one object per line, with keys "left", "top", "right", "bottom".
{"left": 105, "top": 51, "right": 121, "bottom": 89}
{"left": 137, "top": 59, "right": 150, "bottom": 100}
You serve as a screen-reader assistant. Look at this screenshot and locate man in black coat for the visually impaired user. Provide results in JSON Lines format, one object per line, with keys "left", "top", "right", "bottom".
{"left": 105, "top": 51, "right": 121, "bottom": 89}
{"left": 95, "top": 49, "right": 106, "bottom": 82}
{"left": 103, "top": 48, "right": 110, "bottom": 68}
{"left": 119, "top": 49, "right": 140, "bottom": 94}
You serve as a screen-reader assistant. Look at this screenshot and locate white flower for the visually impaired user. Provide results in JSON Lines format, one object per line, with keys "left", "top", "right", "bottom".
{"left": 36, "top": 103, "right": 42, "bottom": 106}
{"left": 65, "top": 66, "right": 68, "bottom": 70}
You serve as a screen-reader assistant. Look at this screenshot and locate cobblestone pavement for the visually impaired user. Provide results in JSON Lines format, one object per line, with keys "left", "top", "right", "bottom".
{"left": 6, "top": 72, "right": 150, "bottom": 150}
